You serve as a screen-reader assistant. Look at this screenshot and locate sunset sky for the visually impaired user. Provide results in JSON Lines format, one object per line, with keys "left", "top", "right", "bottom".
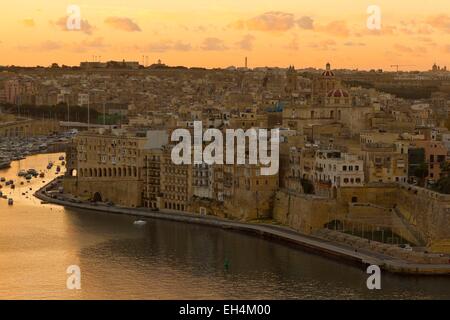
{"left": 1, "top": 0, "right": 449, "bottom": 70}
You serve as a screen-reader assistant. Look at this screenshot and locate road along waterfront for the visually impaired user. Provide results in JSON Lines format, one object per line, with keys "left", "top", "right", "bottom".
{"left": 2, "top": 153, "right": 450, "bottom": 299}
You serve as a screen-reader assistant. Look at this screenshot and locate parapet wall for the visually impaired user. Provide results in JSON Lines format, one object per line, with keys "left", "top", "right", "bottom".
{"left": 273, "top": 191, "right": 344, "bottom": 234}
{"left": 396, "top": 184, "right": 450, "bottom": 252}
{"left": 274, "top": 184, "right": 450, "bottom": 253}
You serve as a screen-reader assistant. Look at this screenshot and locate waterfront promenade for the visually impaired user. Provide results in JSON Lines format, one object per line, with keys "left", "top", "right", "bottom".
{"left": 35, "top": 179, "right": 450, "bottom": 275}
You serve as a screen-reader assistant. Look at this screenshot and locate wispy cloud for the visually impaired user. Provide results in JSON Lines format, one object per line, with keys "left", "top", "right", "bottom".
{"left": 236, "top": 35, "right": 255, "bottom": 51}
{"left": 200, "top": 37, "right": 228, "bottom": 51}
{"left": 54, "top": 17, "right": 94, "bottom": 35}
{"left": 105, "top": 17, "right": 141, "bottom": 32}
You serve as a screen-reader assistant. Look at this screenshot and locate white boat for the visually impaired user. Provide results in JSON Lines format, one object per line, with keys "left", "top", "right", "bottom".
{"left": 133, "top": 220, "right": 147, "bottom": 226}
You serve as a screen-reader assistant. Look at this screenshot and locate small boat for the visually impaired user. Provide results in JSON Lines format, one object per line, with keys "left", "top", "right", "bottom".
{"left": 25, "top": 174, "right": 32, "bottom": 180}
{"left": 39, "top": 172, "right": 45, "bottom": 178}
{"left": 0, "top": 177, "right": 5, "bottom": 182}
{"left": 18, "top": 170, "right": 27, "bottom": 177}
{"left": 59, "top": 156, "right": 65, "bottom": 161}
{"left": 10, "top": 184, "right": 15, "bottom": 189}
{"left": 8, "top": 198, "right": 13, "bottom": 206}
{"left": 27, "top": 169, "right": 38, "bottom": 175}
{"left": 133, "top": 220, "right": 147, "bottom": 226}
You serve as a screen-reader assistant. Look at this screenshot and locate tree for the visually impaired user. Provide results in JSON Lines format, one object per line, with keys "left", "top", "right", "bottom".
{"left": 300, "top": 178, "right": 315, "bottom": 194}
{"left": 433, "top": 176, "right": 450, "bottom": 194}
{"left": 413, "top": 162, "right": 428, "bottom": 187}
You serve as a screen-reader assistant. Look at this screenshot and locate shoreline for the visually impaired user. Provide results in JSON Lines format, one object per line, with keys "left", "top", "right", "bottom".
{"left": 34, "top": 178, "right": 450, "bottom": 276}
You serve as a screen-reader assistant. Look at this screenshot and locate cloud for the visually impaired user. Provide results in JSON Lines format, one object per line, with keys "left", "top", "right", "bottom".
{"left": 236, "top": 35, "right": 255, "bottom": 50}
{"left": 54, "top": 17, "right": 94, "bottom": 35}
{"left": 343, "top": 41, "right": 366, "bottom": 47}
{"left": 21, "top": 19, "right": 35, "bottom": 27}
{"left": 297, "top": 16, "right": 314, "bottom": 30}
{"left": 234, "top": 12, "right": 296, "bottom": 32}
{"left": 308, "top": 39, "right": 336, "bottom": 51}
{"left": 394, "top": 44, "right": 413, "bottom": 53}
{"left": 317, "top": 21, "right": 350, "bottom": 37}
{"left": 393, "top": 44, "right": 427, "bottom": 56}
{"left": 81, "top": 37, "right": 107, "bottom": 49}
{"left": 105, "top": 17, "right": 141, "bottom": 32}
{"left": 426, "top": 15, "right": 450, "bottom": 33}
{"left": 200, "top": 37, "right": 228, "bottom": 51}
{"left": 18, "top": 41, "right": 64, "bottom": 52}
{"left": 146, "top": 41, "right": 192, "bottom": 52}
{"left": 356, "top": 25, "right": 397, "bottom": 37}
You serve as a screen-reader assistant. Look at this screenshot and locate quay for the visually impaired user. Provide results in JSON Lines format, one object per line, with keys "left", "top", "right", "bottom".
{"left": 34, "top": 178, "right": 450, "bottom": 275}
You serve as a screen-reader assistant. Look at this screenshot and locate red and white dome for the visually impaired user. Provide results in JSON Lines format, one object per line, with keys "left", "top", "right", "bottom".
{"left": 327, "top": 88, "right": 349, "bottom": 98}
{"left": 321, "top": 70, "right": 335, "bottom": 77}
{"left": 321, "top": 62, "right": 335, "bottom": 77}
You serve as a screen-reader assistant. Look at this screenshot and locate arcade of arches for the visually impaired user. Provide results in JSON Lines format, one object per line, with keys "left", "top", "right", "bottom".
{"left": 78, "top": 166, "right": 139, "bottom": 179}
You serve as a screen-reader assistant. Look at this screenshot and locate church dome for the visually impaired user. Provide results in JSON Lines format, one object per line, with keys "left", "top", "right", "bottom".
{"left": 327, "top": 88, "right": 349, "bottom": 98}
{"left": 321, "top": 70, "right": 335, "bottom": 77}
{"left": 321, "top": 62, "right": 335, "bottom": 77}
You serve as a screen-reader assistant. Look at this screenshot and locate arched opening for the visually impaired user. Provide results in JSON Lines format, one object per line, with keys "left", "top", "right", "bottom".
{"left": 118, "top": 167, "right": 122, "bottom": 177}
{"left": 93, "top": 192, "right": 102, "bottom": 202}
{"left": 94, "top": 168, "right": 98, "bottom": 177}
{"left": 108, "top": 168, "right": 112, "bottom": 177}
{"left": 103, "top": 168, "right": 107, "bottom": 177}
{"left": 324, "top": 219, "right": 343, "bottom": 231}
{"left": 89, "top": 168, "right": 93, "bottom": 177}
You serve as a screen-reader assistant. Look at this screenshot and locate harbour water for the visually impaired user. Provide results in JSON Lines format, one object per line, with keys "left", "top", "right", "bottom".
{"left": 1, "top": 153, "right": 450, "bottom": 299}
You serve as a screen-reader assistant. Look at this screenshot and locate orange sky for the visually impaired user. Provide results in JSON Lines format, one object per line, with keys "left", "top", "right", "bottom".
{"left": 0, "top": 0, "right": 449, "bottom": 70}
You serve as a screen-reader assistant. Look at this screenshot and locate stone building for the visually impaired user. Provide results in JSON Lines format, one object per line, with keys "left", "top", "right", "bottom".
{"left": 142, "top": 148, "right": 163, "bottom": 209}
{"left": 362, "top": 143, "right": 408, "bottom": 183}
{"left": 159, "top": 144, "right": 193, "bottom": 212}
{"left": 65, "top": 128, "right": 167, "bottom": 207}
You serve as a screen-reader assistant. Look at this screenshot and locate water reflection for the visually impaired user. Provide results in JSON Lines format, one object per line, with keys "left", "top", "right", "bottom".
{"left": 1, "top": 154, "right": 450, "bottom": 299}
